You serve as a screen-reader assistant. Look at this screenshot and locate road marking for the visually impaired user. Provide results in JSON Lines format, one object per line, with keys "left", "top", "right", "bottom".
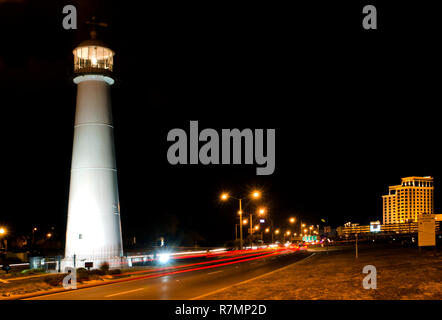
{"left": 190, "top": 253, "right": 316, "bottom": 300}
{"left": 104, "top": 288, "right": 144, "bottom": 298}
{"left": 207, "top": 270, "right": 224, "bottom": 275}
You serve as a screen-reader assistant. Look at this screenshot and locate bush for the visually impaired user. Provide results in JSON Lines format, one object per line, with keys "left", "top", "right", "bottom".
{"left": 90, "top": 269, "right": 105, "bottom": 276}
{"left": 44, "top": 274, "right": 65, "bottom": 286}
{"left": 99, "top": 262, "right": 110, "bottom": 274}
{"left": 108, "top": 269, "right": 122, "bottom": 275}
{"left": 88, "top": 273, "right": 102, "bottom": 281}
{"left": 76, "top": 268, "right": 90, "bottom": 282}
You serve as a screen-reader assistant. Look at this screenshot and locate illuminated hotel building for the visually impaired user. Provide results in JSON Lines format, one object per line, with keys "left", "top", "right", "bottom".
{"left": 382, "top": 176, "right": 434, "bottom": 224}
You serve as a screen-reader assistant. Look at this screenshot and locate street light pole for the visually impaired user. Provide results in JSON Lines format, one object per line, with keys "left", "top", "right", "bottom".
{"left": 249, "top": 213, "right": 253, "bottom": 245}
{"left": 220, "top": 190, "right": 261, "bottom": 251}
{"left": 239, "top": 198, "right": 243, "bottom": 250}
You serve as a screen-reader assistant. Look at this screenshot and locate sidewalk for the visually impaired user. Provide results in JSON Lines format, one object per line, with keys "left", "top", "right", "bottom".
{"left": 199, "top": 246, "right": 442, "bottom": 300}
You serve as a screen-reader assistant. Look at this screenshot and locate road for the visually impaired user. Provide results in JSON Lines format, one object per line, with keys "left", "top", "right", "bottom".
{"left": 26, "top": 248, "right": 312, "bottom": 300}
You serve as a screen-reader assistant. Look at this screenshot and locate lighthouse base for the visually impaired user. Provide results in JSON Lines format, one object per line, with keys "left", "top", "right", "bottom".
{"left": 60, "top": 255, "right": 125, "bottom": 271}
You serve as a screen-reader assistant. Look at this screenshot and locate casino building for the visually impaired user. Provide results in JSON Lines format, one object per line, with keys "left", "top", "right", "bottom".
{"left": 382, "top": 176, "right": 434, "bottom": 224}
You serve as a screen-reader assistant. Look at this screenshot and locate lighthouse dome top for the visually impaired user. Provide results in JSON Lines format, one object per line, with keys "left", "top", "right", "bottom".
{"left": 73, "top": 37, "right": 114, "bottom": 75}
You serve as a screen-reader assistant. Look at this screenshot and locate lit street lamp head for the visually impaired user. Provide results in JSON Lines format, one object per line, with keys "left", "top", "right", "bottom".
{"left": 289, "top": 217, "right": 295, "bottom": 223}
{"left": 220, "top": 193, "right": 229, "bottom": 201}
{"left": 0, "top": 227, "right": 6, "bottom": 235}
{"left": 251, "top": 191, "right": 261, "bottom": 199}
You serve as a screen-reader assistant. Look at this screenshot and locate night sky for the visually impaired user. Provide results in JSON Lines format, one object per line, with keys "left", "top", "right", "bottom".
{"left": 1, "top": 1, "right": 440, "bottom": 247}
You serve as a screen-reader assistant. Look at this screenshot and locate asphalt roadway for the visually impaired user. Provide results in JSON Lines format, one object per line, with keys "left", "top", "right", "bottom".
{"left": 26, "top": 248, "right": 312, "bottom": 300}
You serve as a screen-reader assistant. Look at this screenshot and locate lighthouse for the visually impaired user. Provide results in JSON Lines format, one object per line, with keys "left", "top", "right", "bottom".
{"left": 63, "top": 25, "right": 123, "bottom": 269}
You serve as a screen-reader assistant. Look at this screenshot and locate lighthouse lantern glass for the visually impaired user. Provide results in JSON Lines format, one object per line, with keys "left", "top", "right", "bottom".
{"left": 73, "top": 45, "right": 114, "bottom": 72}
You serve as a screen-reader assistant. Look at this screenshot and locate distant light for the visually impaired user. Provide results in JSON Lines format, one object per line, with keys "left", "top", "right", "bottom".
{"left": 289, "top": 217, "right": 295, "bottom": 223}
{"left": 158, "top": 253, "right": 170, "bottom": 264}
{"left": 260, "top": 219, "right": 265, "bottom": 223}
{"left": 220, "top": 193, "right": 229, "bottom": 200}
{"left": 252, "top": 191, "right": 261, "bottom": 199}
{"left": 0, "top": 228, "right": 6, "bottom": 235}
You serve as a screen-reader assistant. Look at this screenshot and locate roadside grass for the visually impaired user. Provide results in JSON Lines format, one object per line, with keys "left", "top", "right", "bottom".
{"left": 201, "top": 246, "right": 442, "bottom": 300}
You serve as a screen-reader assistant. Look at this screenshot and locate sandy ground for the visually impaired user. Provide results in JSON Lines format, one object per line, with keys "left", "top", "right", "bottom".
{"left": 201, "top": 246, "right": 442, "bottom": 300}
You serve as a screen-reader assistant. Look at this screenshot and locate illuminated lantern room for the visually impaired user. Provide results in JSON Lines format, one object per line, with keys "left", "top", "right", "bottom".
{"left": 73, "top": 29, "right": 114, "bottom": 76}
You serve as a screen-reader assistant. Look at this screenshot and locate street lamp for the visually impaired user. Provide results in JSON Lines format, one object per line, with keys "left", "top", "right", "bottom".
{"left": 220, "top": 190, "right": 261, "bottom": 250}
{"left": 289, "top": 217, "right": 295, "bottom": 223}
{"left": 0, "top": 227, "right": 7, "bottom": 253}
{"left": 32, "top": 227, "right": 37, "bottom": 245}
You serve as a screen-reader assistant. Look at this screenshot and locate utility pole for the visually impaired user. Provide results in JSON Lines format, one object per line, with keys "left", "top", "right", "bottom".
{"left": 355, "top": 233, "right": 359, "bottom": 259}
{"left": 249, "top": 213, "right": 253, "bottom": 246}
{"left": 239, "top": 199, "right": 243, "bottom": 250}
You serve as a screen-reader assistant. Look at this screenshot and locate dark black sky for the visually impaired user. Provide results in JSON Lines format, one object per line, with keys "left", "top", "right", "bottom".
{"left": 0, "top": 1, "right": 440, "bottom": 246}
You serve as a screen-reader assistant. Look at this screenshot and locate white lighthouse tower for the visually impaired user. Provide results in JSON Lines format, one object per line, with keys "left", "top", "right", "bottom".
{"left": 63, "top": 25, "right": 123, "bottom": 269}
